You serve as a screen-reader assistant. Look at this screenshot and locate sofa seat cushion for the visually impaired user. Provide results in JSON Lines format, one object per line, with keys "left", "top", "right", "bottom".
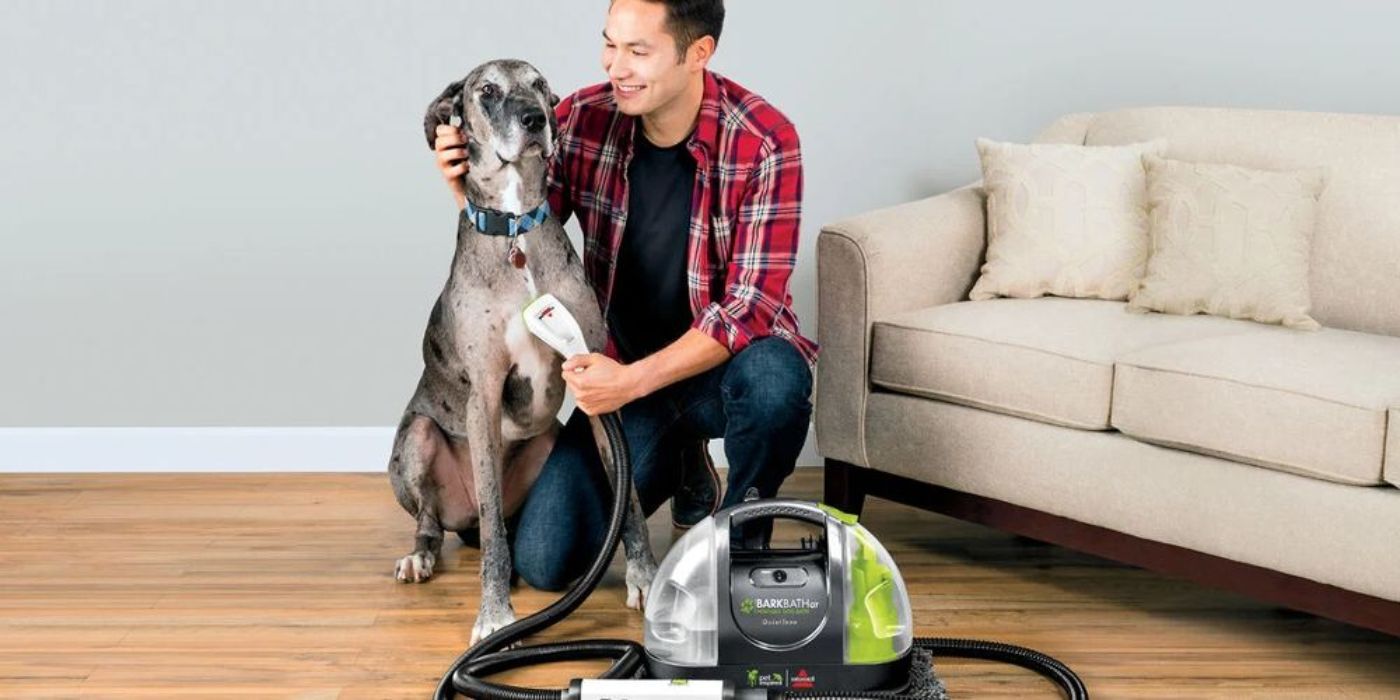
{"left": 869, "top": 298, "right": 1261, "bottom": 430}
{"left": 1112, "top": 328, "right": 1400, "bottom": 485}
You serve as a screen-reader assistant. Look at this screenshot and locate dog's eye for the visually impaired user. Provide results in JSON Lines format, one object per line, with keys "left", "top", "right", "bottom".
{"left": 533, "top": 78, "right": 547, "bottom": 93}
{"left": 480, "top": 83, "right": 499, "bottom": 99}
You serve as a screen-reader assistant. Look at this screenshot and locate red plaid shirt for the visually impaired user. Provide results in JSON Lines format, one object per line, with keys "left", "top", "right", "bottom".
{"left": 546, "top": 70, "right": 818, "bottom": 369}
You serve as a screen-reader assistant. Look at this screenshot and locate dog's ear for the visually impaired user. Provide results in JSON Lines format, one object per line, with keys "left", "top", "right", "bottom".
{"left": 423, "top": 79, "right": 466, "bottom": 150}
{"left": 548, "top": 98, "right": 560, "bottom": 145}
{"left": 544, "top": 89, "right": 561, "bottom": 146}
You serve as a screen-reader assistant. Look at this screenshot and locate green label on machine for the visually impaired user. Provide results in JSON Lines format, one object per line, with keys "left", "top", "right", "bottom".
{"left": 738, "top": 596, "right": 819, "bottom": 616}
{"left": 744, "top": 668, "right": 786, "bottom": 688}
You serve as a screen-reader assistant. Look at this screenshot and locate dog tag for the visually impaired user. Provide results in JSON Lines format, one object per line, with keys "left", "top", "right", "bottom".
{"left": 509, "top": 245, "right": 527, "bottom": 269}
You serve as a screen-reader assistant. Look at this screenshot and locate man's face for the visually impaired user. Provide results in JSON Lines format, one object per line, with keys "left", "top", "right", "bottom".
{"left": 602, "top": 0, "right": 694, "bottom": 117}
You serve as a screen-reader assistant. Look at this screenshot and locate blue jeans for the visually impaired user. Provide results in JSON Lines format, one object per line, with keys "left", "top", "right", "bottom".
{"left": 511, "top": 336, "right": 813, "bottom": 591}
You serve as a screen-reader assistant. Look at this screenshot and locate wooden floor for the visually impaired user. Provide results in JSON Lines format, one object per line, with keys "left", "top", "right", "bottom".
{"left": 2, "top": 469, "right": 1398, "bottom": 699}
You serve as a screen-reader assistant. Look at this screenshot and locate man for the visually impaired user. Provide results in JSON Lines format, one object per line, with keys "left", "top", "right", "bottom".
{"left": 432, "top": 0, "right": 816, "bottom": 591}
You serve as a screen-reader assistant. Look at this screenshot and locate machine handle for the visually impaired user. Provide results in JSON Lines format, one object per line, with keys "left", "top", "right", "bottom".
{"left": 725, "top": 499, "right": 830, "bottom": 529}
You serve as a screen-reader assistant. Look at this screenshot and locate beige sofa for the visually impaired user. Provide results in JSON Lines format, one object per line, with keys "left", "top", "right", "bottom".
{"left": 815, "top": 106, "right": 1400, "bottom": 636}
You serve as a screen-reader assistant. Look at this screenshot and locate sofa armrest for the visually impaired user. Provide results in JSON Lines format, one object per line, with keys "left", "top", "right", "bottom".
{"left": 815, "top": 184, "right": 987, "bottom": 466}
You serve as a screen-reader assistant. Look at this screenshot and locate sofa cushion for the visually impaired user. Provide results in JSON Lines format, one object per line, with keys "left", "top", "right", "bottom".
{"left": 1112, "top": 328, "right": 1400, "bottom": 485}
{"left": 863, "top": 392, "right": 1400, "bottom": 603}
{"left": 869, "top": 298, "right": 1260, "bottom": 430}
{"left": 1388, "top": 410, "right": 1400, "bottom": 489}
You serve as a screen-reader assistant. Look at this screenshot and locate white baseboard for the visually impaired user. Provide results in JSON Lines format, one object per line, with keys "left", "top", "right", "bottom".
{"left": 0, "top": 426, "right": 820, "bottom": 473}
{"left": 0, "top": 427, "right": 397, "bottom": 472}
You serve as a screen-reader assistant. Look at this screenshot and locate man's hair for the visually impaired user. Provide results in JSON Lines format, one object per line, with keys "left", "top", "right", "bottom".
{"left": 646, "top": 0, "right": 724, "bottom": 61}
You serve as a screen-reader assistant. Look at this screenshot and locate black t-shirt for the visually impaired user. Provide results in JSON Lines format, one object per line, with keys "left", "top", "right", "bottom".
{"left": 608, "top": 125, "right": 697, "bottom": 363}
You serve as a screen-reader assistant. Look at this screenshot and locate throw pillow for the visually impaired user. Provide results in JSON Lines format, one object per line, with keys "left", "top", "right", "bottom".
{"left": 1127, "top": 155, "right": 1326, "bottom": 330}
{"left": 970, "top": 138, "right": 1166, "bottom": 301}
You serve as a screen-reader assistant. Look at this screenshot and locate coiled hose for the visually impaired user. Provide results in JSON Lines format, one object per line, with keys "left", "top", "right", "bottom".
{"left": 435, "top": 411, "right": 1089, "bottom": 700}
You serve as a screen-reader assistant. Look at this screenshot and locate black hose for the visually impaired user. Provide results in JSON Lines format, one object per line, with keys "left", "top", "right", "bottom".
{"left": 914, "top": 638, "right": 1087, "bottom": 700}
{"left": 435, "top": 411, "right": 1090, "bottom": 700}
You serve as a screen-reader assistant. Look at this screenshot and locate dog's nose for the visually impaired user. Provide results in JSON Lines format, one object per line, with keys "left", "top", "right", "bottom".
{"left": 521, "top": 109, "right": 546, "bottom": 133}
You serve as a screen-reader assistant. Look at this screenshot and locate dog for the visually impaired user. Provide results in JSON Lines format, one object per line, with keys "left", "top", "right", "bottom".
{"left": 388, "top": 59, "right": 657, "bottom": 646}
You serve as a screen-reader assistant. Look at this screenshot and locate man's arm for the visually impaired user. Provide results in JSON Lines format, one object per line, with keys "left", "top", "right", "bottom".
{"left": 561, "top": 329, "right": 728, "bottom": 416}
{"left": 631, "top": 328, "right": 731, "bottom": 394}
{"left": 638, "top": 125, "right": 805, "bottom": 396}
{"left": 690, "top": 122, "right": 804, "bottom": 357}
{"left": 563, "top": 123, "right": 805, "bottom": 415}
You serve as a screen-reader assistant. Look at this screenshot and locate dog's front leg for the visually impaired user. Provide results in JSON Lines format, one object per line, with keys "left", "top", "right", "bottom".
{"left": 586, "top": 415, "right": 658, "bottom": 610}
{"left": 465, "top": 375, "right": 515, "bottom": 647}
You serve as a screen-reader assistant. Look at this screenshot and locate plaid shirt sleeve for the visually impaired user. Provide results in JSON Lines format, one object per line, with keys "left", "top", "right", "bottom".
{"left": 692, "top": 123, "right": 804, "bottom": 355}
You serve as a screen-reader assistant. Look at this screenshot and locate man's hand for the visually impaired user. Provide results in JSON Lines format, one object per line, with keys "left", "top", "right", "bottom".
{"left": 561, "top": 353, "right": 645, "bottom": 416}
{"left": 434, "top": 124, "right": 470, "bottom": 209}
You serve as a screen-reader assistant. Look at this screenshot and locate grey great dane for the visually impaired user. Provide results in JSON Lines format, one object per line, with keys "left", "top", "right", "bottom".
{"left": 389, "top": 59, "right": 657, "bottom": 645}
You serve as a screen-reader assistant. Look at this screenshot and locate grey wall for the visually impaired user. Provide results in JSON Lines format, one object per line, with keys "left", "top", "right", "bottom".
{"left": 4, "top": 1, "right": 1400, "bottom": 427}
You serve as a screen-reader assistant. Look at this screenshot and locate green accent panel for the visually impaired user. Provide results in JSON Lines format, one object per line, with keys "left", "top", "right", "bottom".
{"left": 844, "top": 525, "right": 901, "bottom": 663}
{"left": 818, "top": 502, "right": 859, "bottom": 525}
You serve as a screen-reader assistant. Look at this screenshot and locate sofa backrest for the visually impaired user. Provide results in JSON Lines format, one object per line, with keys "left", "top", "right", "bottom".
{"left": 1033, "top": 106, "right": 1400, "bottom": 338}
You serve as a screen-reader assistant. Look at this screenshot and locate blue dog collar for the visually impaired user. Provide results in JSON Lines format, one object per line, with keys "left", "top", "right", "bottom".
{"left": 463, "top": 200, "right": 551, "bottom": 237}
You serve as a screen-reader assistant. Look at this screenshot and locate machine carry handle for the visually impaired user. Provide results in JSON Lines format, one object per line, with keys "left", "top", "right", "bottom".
{"left": 724, "top": 499, "right": 831, "bottom": 529}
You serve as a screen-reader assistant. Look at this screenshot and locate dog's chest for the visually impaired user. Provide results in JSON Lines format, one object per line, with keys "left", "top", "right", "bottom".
{"left": 500, "top": 310, "right": 562, "bottom": 440}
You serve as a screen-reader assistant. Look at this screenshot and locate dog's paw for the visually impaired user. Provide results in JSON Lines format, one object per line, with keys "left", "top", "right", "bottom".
{"left": 470, "top": 604, "right": 517, "bottom": 647}
{"left": 394, "top": 551, "right": 436, "bottom": 583}
{"left": 625, "top": 557, "right": 657, "bottom": 611}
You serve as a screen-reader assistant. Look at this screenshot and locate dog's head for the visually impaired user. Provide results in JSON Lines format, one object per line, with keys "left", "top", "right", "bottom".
{"left": 424, "top": 59, "right": 560, "bottom": 169}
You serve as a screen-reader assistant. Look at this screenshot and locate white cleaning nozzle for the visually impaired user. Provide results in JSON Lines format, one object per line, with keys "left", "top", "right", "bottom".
{"left": 523, "top": 294, "right": 591, "bottom": 359}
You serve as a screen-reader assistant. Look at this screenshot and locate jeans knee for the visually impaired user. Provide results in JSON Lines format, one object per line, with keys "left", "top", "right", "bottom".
{"left": 724, "top": 339, "right": 813, "bottom": 426}
{"left": 512, "top": 538, "right": 582, "bottom": 592}
{"left": 512, "top": 505, "right": 607, "bottom": 592}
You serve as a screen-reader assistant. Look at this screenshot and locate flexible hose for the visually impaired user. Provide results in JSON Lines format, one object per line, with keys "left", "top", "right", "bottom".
{"left": 914, "top": 638, "right": 1087, "bottom": 700}
{"left": 435, "top": 411, "right": 1089, "bottom": 700}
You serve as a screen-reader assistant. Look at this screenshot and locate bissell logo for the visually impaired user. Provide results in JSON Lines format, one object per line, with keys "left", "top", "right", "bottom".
{"left": 534, "top": 305, "right": 556, "bottom": 320}
{"left": 791, "top": 668, "right": 816, "bottom": 690}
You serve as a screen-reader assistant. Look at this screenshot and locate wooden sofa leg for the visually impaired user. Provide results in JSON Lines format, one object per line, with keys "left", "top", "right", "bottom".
{"left": 823, "top": 459, "right": 868, "bottom": 516}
